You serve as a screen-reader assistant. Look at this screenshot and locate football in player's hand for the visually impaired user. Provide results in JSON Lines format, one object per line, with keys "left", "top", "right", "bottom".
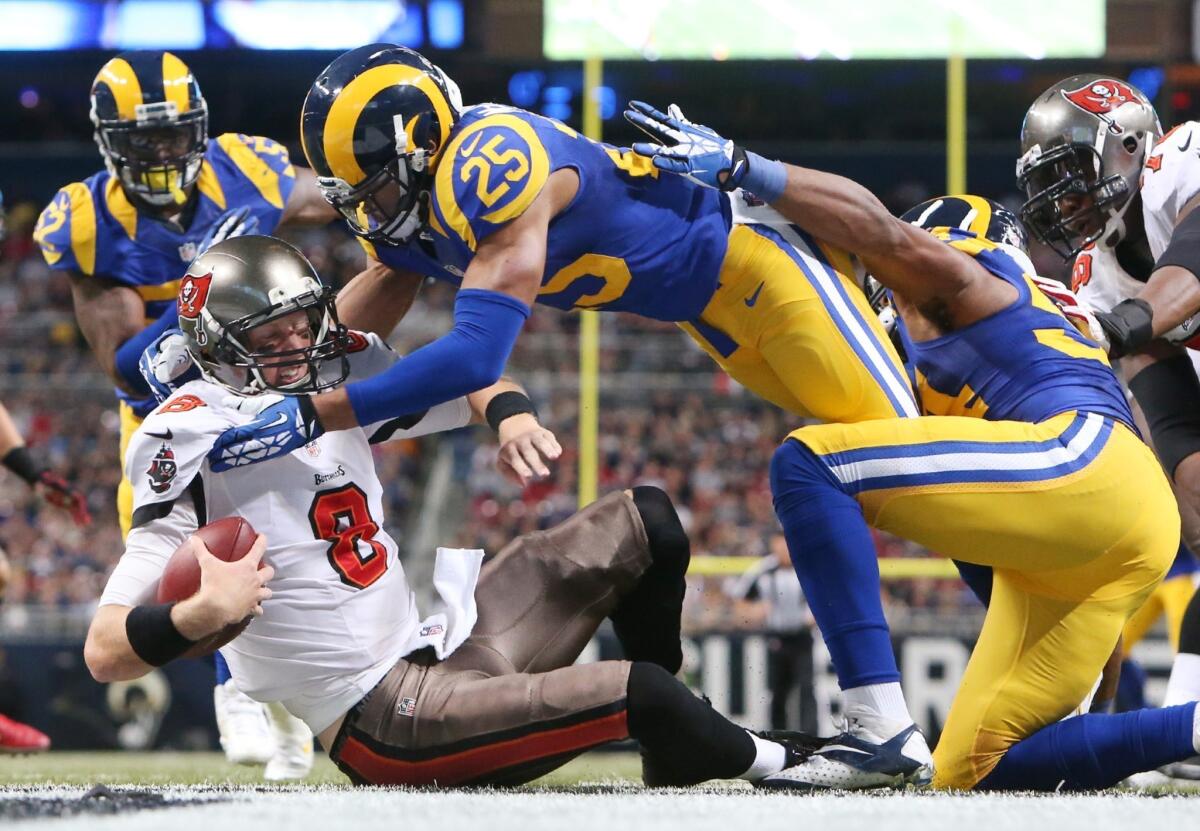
{"left": 157, "top": 516, "right": 260, "bottom": 658}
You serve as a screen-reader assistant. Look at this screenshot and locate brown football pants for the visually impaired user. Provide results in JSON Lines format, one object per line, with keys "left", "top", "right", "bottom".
{"left": 331, "top": 491, "right": 651, "bottom": 787}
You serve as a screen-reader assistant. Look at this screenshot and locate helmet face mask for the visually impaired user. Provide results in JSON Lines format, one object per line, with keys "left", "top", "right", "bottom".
{"left": 1016, "top": 142, "right": 1132, "bottom": 259}
{"left": 1016, "top": 74, "right": 1161, "bottom": 260}
{"left": 178, "top": 236, "right": 351, "bottom": 396}
{"left": 317, "top": 149, "right": 429, "bottom": 245}
{"left": 201, "top": 289, "right": 351, "bottom": 395}
{"left": 90, "top": 52, "right": 209, "bottom": 209}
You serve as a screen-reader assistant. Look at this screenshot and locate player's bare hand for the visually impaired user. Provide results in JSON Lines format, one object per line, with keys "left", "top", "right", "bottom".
{"left": 496, "top": 413, "right": 561, "bottom": 486}
{"left": 188, "top": 533, "right": 273, "bottom": 636}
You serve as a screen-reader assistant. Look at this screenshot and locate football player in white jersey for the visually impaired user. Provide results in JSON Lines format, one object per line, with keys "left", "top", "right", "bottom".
{"left": 1018, "top": 74, "right": 1200, "bottom": 779}
{"left": 83, "top": 235, "right": 816, "bottom": 787}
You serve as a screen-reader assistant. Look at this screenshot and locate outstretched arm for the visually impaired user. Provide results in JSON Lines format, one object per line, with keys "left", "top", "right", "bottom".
{"left": 624, "top": 102, "right": 1012, "bottom": 322}
{"left": 205, "top": 174, "right": 573, "bottom": 473}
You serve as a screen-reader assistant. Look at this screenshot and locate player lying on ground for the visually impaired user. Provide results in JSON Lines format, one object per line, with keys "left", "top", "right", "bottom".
{"left": 201, "top": 42, "right": 919, "bottom": 474}
{"left": 627, "top": 103, "right": 1200, "bottom": 791}
{"left": 84, "top": 235, "right": 814, "bottom": 787}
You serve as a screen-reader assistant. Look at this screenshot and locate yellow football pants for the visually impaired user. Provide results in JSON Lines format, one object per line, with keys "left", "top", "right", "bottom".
{"left": 790, "top": 409, "right": 1179, "bottom": 789}
{"left": 681, "top": 222, "right": 917, "bottom": 423}
{"left": 117, "top": 401, "right": 142, "bottom": 539}
{"left": 1122, "top": 572, "right": 1200, "bottom": 654}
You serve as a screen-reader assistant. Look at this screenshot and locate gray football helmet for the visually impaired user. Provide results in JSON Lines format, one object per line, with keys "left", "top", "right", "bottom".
{"left": 1016, "top": 74, "right": 1161, "bottom": 259}
{"left": 176, "top": 235, "right": 349, "bottom": 395}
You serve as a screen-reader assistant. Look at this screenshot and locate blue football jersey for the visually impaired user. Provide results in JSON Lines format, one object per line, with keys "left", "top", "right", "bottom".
{"left": 896, "top": 228, "right": 1135, "bottom": 428}
{"left": 366, "top": 104, "right": 731, "bottom": 322}
{"left": 34, "top": 133, "right": 297, "bottom": 415}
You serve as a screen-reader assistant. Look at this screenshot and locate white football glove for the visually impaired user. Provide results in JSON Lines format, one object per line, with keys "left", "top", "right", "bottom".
{"left": 140, "top": 330, "right": 199, "bottom": 403}
{"left": 1028, "top": 274, "right": 1110, "bottom": 351}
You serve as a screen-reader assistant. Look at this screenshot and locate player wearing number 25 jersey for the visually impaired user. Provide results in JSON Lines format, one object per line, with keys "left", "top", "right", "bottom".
{"left": 200, "top": 44, "right": 916, "bottom": 475}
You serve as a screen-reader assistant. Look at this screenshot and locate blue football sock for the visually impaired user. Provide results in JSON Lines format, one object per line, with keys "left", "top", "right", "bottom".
{"left": 1115, "top": 658, "right": 1148, "bottom": 712}
{"left": 214, "top": 650, "right": 232, "bottom": 685}
{"left": 977, "top": 702, "right": 1198, "bottom": 791}
{"left": 770, "top": 439, "right": 899, "bottom": 688}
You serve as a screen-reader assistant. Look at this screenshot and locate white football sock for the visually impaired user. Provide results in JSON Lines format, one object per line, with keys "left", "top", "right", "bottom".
{"left": 843, "top": 682, "right": 912, "bottom": 724}
{"left": 737, "top": 731, "right": 787, "bottom": 780}
{"left": 1163, "top": 652, "right": 1200, "bottom": 707}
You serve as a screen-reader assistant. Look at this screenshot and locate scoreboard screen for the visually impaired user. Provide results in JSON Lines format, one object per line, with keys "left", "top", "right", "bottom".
{"left": 545, "top": 1, "right": 1104, "bottom": 60}
{"left": 0, "top": 0, "right": 463, "bottom": 51}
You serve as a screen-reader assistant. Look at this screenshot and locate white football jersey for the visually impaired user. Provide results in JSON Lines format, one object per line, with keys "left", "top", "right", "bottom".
{"left": 1073, "top": 122, "right": 1200, "bottom": 346}
{"left": 99, "top": 332, "right": 482, "bottom": 733}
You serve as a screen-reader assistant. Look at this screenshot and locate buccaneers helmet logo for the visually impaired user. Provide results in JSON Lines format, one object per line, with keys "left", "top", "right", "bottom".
{"left": 1061, "top": 80, "right": 1138, "bottom": 135}
{"left": 146, "top": 443, "right": 178, "bottom": 494}
{"left": 178, "top": 272, "right": 213, "bottom": 320}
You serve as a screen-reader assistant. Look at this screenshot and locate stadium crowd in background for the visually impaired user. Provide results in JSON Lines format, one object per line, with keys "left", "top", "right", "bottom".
{"left": 0, "top": 209, "right": 982, "bottom": 621}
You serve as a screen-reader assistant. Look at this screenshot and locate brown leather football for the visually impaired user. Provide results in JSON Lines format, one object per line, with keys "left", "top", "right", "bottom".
{"left": 157, "top": 516, "right": 259, "bottom": 658}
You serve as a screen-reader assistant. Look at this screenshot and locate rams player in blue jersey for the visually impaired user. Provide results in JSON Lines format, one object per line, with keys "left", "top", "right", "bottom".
{"left": 32, "top": 51, "right": 348, "bottom": 538}
{"left": 200, "top": 43, "right": 916, "bottom": 472}
{"left": 30, "top": 50, "right": 361, "bottom": 781}
{"left": 626, "top": 102, "right": 1200, "bottom": 792}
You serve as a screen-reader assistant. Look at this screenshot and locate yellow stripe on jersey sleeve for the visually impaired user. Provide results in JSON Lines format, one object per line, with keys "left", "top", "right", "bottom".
{"left": 216, "top": 133, "right": 285, "bottom": 209}
{"left": 195, "top": 159, "right": 227, "bottom": 210}
{"left": 65, "top": 182, "right": 97, "bottom": 275}
{"left": 103, "top": 178, "right": 138, "bottom": 241}
{"left": 136, "top": 280, "right": 181, "bottom": 304}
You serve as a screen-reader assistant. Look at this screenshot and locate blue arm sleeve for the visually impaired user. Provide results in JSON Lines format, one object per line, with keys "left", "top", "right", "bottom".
{"left": 345, "top": 288, "right": 530, "bottom": 426}
{"left": 114, "top": 304, "right": 179, "bottom": 397}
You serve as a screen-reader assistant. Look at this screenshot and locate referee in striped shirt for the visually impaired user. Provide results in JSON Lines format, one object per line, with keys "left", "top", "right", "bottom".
{"left": 730, "top": 533, "right": 818, "bottom": 733}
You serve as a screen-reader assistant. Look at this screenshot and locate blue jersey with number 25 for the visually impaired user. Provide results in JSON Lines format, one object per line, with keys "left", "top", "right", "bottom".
{"left": 368, "top": 104, "right": 732, "bottom": 322}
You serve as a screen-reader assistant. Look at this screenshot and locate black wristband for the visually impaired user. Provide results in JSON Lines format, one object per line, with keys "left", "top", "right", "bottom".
{"left": 485, "top": 391, "right": 537, "bottom": 433}
{"left": 1098, "top": 298, "right": 1154, "bottom": 358}
{"left": 126, "top": 602, "right": 196, "bottom": 667}
{"left": 2, "top": 446, "right": 42, "bottom": 486}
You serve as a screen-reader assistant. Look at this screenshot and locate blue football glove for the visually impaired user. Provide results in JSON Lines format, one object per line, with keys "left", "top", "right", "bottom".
{"left": 139, "top": 329, "right": 200, "bottom": 403}
{"left": 196, "top": 206, "right": 260, "bottom": 260}
{"left": 624, "top": 101, "right": 748, "bottom": 192}
{"left": 207, "top": 394, "right": 324, "bottom": 472}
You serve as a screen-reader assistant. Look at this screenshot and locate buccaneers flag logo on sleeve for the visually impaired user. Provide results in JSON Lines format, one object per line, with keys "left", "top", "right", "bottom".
{"left": 1061, "top": 80, "right": 1138, "bottom": 135}
{"left": 178, "top": 272, "right": 213, "bottom": 320}
{"left": 146, "top": 443, "right": 178, "bottom": 494}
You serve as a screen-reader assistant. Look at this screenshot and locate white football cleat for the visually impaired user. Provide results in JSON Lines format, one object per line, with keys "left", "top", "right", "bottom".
{"left": 214, "top": 679, "right": 273, "bottom": 766}
{"left": 263, "top": 701, "right": 314, "bottom": 781}
{"left": 757, "top": 708, "right": 934, "bottom": 791}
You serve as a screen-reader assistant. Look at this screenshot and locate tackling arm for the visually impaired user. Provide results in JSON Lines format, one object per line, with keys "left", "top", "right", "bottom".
{"left": 309, "top": 179, "right": 557, "bottom": 432}
{"left": 624, "top": 102, "right": 1012, "bottom": 326}
{"left": 335, "top": 257, "right": 425, "bottom": 338}
{"left": 69, "top": 272, "right": 150, "bottom": 395}
{"left": 1103, "top": 193, "right": 1200, "bottom": 356}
